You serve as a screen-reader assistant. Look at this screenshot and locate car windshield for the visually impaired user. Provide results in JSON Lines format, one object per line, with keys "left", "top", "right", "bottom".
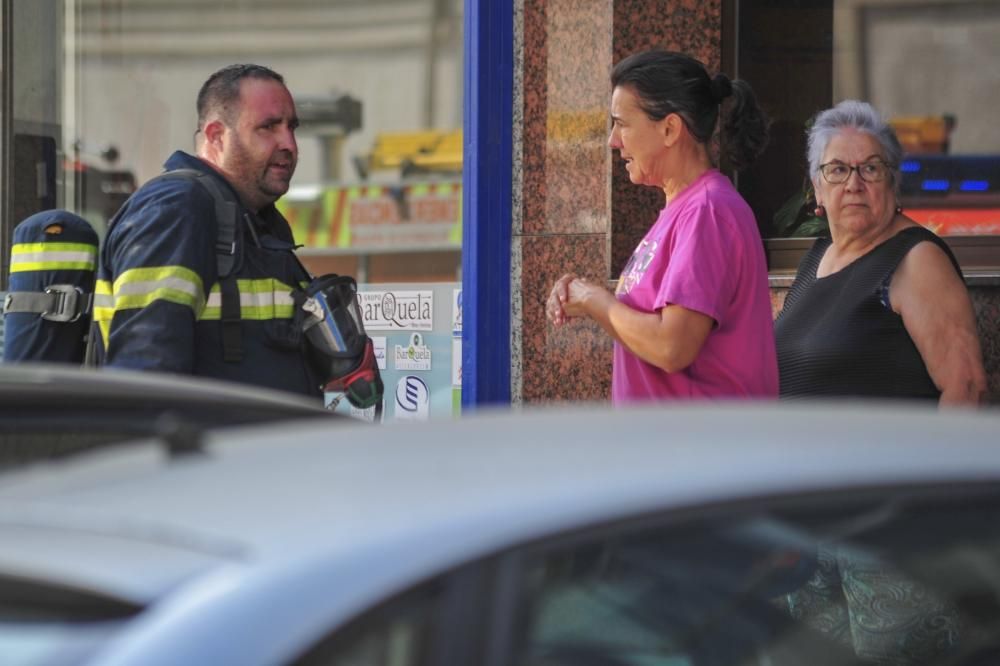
{"left": 514, "top": 486, "right": 1000, "bottom": 666}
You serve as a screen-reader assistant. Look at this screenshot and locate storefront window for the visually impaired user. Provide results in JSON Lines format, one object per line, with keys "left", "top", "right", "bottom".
{"left": 738, "top": 0, "right": 1000, "bottom": 266}
{"left": 4, "top": 0, "right": 463, "bottom": 284}
{"left": 1, "top": 0, "right": 465, "bottom": 419}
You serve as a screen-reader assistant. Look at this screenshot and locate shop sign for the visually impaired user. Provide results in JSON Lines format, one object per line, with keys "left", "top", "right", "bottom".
{"left": 372, "top": 336, "right": 387, "bottom": 370}
{"left": 280, "top": 181, "right": 462, "bottom": 251}
{"left": 349, "top": 402, "right": 383, "bottom": 423}
{"left": 451, "top": 288, "right": 462, "bottom": 336}
{"left": 452, "top": 338, "right": 462, "bottom": 387}
{"left": 395, "top": 375, "right": 430, "bottom": 421}
{"left": 394, "top": 333, "right": 432, "bottom": 371}
{"left": 360, "top": 290, "right": 433, "bottom": 331}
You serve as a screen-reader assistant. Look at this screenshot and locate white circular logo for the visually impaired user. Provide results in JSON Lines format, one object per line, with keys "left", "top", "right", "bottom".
{"left": 394, "top": 375, "right": 430, "bottom": 421}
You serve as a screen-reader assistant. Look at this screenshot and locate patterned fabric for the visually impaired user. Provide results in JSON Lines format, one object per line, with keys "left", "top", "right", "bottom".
{"left": 788, "top": 546, "right": 960, "bottom": 664}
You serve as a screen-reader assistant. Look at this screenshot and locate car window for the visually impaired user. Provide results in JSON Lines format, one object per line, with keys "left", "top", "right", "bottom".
{"left": 508, "top": 486, "right": 1000, "bottom": 666}
{"left": 291, "top": 581, "right": 443, "bottom": 666}
{"left": 0, "top": 574, "right": 142, "bottom": 666}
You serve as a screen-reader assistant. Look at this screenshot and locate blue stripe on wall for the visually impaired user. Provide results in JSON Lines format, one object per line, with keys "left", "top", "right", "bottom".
{"left": 462, "top": 0, "right": 513, "bottom": 407}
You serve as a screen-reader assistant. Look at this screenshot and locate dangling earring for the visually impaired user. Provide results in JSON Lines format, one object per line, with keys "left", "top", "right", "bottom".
{"left": 813, "top": 204, "right": 826, "bottom": 218}
{"left": 895, "top": 204, "right": 903, "bottom": 214}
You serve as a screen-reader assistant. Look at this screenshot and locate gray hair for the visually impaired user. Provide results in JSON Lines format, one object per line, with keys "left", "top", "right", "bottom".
{"left": 807, "top": 100, "right": 903, "bottom": 189}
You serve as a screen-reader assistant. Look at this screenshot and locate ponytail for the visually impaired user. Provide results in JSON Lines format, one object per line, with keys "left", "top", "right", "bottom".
{"left": 721, "top": 79, "right": 770, "bottom": 171}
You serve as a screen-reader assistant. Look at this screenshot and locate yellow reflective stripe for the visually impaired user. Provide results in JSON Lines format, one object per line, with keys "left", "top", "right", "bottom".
{"left": 112, "top": 266, "right": 205, "bottom": 313}
{"left": 92, "top": 280, "right": 114, "bottom": 322}
{"left": 10, "top": 242, "right": 97, "bottom": 273}
{"left": 98, "top": 319, "right": 111, "bottom": 350}
{"left": 200, "top": 278, "right": 296, "bottom": 321}
{"left": 93, "top": 279, "right": 113, "bottom": 347}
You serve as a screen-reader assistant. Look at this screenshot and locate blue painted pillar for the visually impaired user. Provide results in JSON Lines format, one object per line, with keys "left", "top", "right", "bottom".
{"left": 461, "top": 0, "right": 513, "bottom": 407}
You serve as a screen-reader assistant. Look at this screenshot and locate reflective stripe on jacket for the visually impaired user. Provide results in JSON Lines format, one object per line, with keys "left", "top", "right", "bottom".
{"left": 92, "top": 150, "right": 321, "bottom": 399}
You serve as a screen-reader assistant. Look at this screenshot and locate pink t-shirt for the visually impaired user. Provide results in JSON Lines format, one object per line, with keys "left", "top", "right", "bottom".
{"left": 612, "top": 169, "right": 777, "bottom": 403}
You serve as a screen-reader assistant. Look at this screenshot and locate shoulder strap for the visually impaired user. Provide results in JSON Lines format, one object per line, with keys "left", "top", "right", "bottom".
{"left": 799, "top": 237, "right": 831, "bottom": 282}
{"left": 150, "top": 168, "right": 244, "bottom": 362}
{"left": 780, "top": 237, "right": 830, "bottom": 315}
{"left": 149, "top": 168, "right": 239, "bottom": 278}
{"left": 874, "top": 226, "right": 962, "bottom": 311}
{"left": 901, "top": 226, "right": 962, "bottom": 276}
{"left": 880, "top": 226, "right": 962, "bottom": 283}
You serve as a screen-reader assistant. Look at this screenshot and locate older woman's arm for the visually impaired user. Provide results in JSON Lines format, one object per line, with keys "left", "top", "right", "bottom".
{"left": 890, "top": 242, "right": 988, "bottom": 406}
{"left": 548, "top": 275, "right": 713, "bottom": 372}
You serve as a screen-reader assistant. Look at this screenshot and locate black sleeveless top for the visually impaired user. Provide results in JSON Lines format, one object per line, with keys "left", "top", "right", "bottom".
{"left": 775, "top": 226, "right": 962, "bottom": 400}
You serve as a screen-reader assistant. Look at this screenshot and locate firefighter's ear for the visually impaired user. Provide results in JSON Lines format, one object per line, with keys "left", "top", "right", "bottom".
{"left": 202, "top": 119, "right": 226, "bottom": 149}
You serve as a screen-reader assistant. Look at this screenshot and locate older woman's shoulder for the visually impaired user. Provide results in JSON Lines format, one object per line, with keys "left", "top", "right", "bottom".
{"left": 893, "top": 225, "right": 961, "bottom": 276}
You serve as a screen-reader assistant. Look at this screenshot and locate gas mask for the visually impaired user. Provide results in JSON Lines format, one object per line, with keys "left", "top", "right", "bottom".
{"left": 294, "top": 274, "right": 383, "bottom": 412}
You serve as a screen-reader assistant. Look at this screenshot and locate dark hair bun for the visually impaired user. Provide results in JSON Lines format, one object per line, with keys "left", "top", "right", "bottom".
{"left": 710, "top": 74, "right": 733, "bottom": 103}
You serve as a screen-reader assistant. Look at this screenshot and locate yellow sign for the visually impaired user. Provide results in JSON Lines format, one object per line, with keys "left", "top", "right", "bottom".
{"left": 278, "top": 181, "right": 462, "bottom": 251}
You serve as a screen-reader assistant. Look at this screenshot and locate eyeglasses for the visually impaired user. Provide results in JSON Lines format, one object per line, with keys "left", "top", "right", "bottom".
{"left": 819, "top": 160, "right": 893, "bottom": 184}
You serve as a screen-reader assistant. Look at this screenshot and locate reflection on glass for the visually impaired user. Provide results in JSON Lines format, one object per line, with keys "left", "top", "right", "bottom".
{"left": 50, "top": 0, "right": 464, "bottom": 281}
{"left": 745, "top": 0, "right": 1000, "bottom": 239}
{"left": 833, "top": 0, "right": 1000, "bottom": 237}
{"left": 514, "top": 493, "right": 1000, "bottom": 666}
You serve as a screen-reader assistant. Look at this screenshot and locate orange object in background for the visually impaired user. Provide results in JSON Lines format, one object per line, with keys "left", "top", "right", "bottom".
{"left": 278, "top": 181, "right": 463, "bottom": 250}
{"left": 907, "top": 207, "right": 1000, "bottom": 236}
{"left": 890, "top": 116, "right": 956, "bottom": 155}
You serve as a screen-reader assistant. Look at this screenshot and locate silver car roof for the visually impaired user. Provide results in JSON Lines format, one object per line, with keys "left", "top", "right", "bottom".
{"left": 0, "top": 402, "right": 998, "bottom": 665}
{"left": 1, "top": 402, "right": 998, "bottom": 595}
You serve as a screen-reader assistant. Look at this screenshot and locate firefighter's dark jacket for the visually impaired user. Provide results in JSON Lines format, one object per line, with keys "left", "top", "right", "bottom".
{"left": 92, "top": 151, "right": 322, "bottom": 399}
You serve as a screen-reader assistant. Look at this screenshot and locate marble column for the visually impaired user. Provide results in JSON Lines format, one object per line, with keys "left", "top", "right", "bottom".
{"left": 514, "top": 0, "right": 723, "bottom": 404}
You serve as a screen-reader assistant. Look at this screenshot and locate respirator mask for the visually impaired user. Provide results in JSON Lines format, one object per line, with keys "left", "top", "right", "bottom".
{"left": 294, "top": 274, "right": 383, "bottom": 414}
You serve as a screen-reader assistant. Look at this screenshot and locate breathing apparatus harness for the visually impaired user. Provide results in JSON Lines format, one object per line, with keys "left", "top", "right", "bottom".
{"left": 1, "top": 210, "right": 99, "bottom": 364}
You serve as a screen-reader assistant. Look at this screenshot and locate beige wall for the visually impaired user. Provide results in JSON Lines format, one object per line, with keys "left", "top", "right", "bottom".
{"left": 66, "top": 0, "right": 463, "bottom": 186}
{"left": 834, "top": 0, "right": 1000, "bottom": 153}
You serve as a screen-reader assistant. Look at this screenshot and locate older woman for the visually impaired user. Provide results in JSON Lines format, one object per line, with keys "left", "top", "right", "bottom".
{"left": 777, "top": 100, "right": 986, "bottom": 665}
{"left": 775, "top": 100, "right": 986, "bottom": 405}
{"left": 546, "top": 50, "right": 775, "bottom": 402}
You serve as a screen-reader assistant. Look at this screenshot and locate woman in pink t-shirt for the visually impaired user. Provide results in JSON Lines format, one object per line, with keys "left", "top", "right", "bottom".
{"left": 546, "top": 50, "right": 778, "bottom": 403}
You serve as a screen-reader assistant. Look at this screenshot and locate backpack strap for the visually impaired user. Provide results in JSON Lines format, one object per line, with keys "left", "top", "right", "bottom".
{"left": 151, "top": 168, "right": 243, "bottom": 362}
{"left": 183, "top": 171, "right": 239, "bottom": 278}
{"left": 153, "top": 169, "right": 239, "bottom": 278}
{"left": 219, "top": 275, "right": 243, "bottom": 362}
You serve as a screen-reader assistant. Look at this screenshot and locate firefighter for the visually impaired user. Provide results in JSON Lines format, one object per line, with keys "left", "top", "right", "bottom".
{"left": 92, "top": 64, "right": 323, "bottom": 399}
